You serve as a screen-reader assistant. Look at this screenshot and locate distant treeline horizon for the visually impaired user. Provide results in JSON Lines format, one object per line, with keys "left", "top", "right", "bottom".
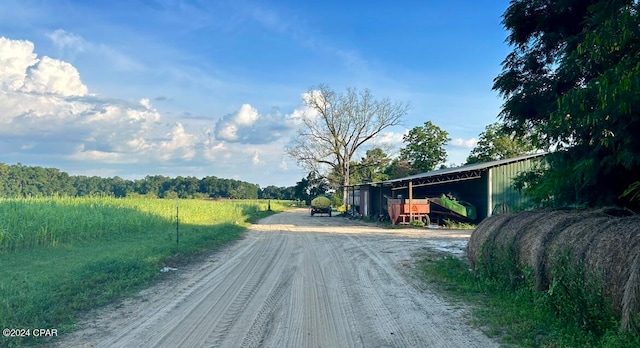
{"left": 0, "top": 162, "right": 297, "bottom": 200}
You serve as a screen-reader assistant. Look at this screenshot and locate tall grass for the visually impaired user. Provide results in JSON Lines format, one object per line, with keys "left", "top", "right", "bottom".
{"left": 0, "top": 197, "right": 279, "bottom": 252}
{"left": 0, "top": 197, "right": 288, "bottom": 347}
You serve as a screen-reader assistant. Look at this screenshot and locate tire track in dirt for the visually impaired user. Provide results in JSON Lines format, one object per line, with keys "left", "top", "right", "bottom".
{"left": 57, "top": 209, "right": 498, "bottom": 348}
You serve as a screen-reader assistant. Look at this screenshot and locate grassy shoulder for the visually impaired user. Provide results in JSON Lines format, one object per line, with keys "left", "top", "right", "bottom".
{"left": 416, "top": 252, "right": 640, "bottom": 348}
{"left": 0, "top": 198, "right": 290, "bottom": 347}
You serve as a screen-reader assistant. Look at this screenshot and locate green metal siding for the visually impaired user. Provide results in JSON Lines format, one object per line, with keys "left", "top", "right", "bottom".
{"left": 490, "top": 158, "right": 538, "bottom": 214}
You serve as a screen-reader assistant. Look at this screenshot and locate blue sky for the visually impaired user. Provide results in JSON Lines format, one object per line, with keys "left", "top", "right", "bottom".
{"left": 0, "top": 0, "right": 512, "bottom": 187}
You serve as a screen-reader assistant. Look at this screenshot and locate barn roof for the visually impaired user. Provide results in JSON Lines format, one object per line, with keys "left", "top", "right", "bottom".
{"left": 357, "top": 152, "right": 547, "bottom": 188}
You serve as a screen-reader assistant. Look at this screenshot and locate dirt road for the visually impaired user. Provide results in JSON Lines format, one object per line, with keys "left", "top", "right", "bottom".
{"left": 58, "top": 209, "right": 498, "bottom": 347}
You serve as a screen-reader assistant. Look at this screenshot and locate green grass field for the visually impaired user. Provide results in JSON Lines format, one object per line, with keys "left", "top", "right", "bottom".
{"left": 0, "top": 197, "right": 288, "bottom": 347}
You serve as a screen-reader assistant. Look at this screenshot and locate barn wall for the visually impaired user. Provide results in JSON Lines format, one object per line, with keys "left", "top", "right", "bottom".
{"left": 489, "top": 157, "right": 538, "bottom": 214}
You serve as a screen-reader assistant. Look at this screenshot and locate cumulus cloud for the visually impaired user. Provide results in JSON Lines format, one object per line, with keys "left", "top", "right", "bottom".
{"left": 214, "top": 104, "right": 291, "bottom": 144}
{"left": 23, "top": 56, "right": 88, "bottom": 96}
{"left": 285, "top": 90, "right": 323, "bottom": 125}
{"left": 0, "top": 36, "right": 198, "bottom": 164}
{"left": 0, "top": 37, "right": 39, "bottom": 90}
{"left": 0, "top": 35, "right": 306, "bottom": 186}
{"left": 450, "top": 137, "right": 478, "bottom": 149}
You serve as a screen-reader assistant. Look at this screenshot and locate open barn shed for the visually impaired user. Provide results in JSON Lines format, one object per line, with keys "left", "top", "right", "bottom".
{"left": 349, "top": 153, "right": 546, "bottom": 223}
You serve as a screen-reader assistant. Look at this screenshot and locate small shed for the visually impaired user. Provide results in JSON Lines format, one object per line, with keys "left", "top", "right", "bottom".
{"left": 350, "top": 153, "right": 546, "bottom": 222}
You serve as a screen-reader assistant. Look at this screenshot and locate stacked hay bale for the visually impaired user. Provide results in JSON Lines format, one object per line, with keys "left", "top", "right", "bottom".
{"left": 467, "top": 208, "right": 640, "bottom": 331}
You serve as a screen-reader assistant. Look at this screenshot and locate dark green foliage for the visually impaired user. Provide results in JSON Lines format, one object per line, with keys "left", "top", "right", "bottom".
{"left": 466, "top": 122, "right": 536, "bottom": 164}
{"left": 476, "top": 242, "right": 528, "bottom": 291}
{"left": 384, "top": 158, "right": 419, "bottom": 180}
{"left": 293, "top": 171, "right": 330, "bottom": 205}
{"left": 494, "top": 0, "right": 640, "bottom": 210}
{"left": 351, "top": 148, "right": 391, "bottom": 183}
{"left": 545, "top": 250, "right": 617, "bottom": 335}
{"left": 399, "top": 121, "right": 450, "bottom": 172}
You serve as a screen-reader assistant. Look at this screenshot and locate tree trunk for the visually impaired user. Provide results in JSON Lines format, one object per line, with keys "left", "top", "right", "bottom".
{"left": 342, "top": 164, "right": 350, "bottom": 208}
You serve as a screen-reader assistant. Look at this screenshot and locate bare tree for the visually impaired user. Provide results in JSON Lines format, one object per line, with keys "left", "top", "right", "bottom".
{"left": 286, "top": 84, "right": 408, "bottom": 206}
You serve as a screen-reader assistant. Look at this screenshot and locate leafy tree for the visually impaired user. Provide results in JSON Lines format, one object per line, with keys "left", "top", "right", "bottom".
{"left": 286, "top": 84, "right": 408, "bottom": 205}
{"left": 399, "top": 121, "right": 450, "bottom": 172}
{"left": 384, "top": 158, "right": 419, "bottom": 179}
{"left": 293, "top": 171, "right": 330, "bottom": 205}
{"left": 494, "top": 0, "right": 640, "bottom": 209}
{"left": 260, "top": 185, "right": 284, "bottom": 199}
{"left": 466, "top": 122, "right": 536, "bottom": 164}
{"left": 352, "top": 148, "right": 392, "bottom": 183}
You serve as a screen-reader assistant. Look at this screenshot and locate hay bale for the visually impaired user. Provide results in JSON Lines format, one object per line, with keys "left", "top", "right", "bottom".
{"left": 310, "top": 196, "right": 331, "bottom": 208}
{"left": 515, "top": 209, "right": 577, "bottom": 289}
{"left": 545, "top": 213, "right": 614, "bottom": 277}
{"left": 468, "top": 207, "right": 640, "bottom": 331}
{"left": 622, "top": 252, "right": 640, "bottom": 331}
{"left": 580, "top": 215, "right": 640, "bottom": 331}
{"left": 467, "top": 213, "right": 514, "bottom": 268}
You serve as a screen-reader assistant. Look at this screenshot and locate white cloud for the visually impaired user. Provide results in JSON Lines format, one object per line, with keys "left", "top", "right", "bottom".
{"left": 279, "top": 158, "right": 288, "bottom": 170}
{"left": 46, "top": 29, "right": 142, "bottom": 72}
{"left": 450, "top": 137, "right": 477, "bottom": 149}
{"left": 158, "top": 123, "right": 198, "bottom": 160}
{"left": 252, "top": 151, "right": 264, "bottom": 166}
{"left": 374, "top": 131, "right": 405, "bottom": 146}
{"left": 47, "top": 29, "right": 85, "bottom": 53}
{"left": 0, "top": 35, "right": 307, "bottom": 186}
{"left": 214, "top": 103, "right": 291, "bottom": 144}
{"left": 69, "top": 145, "right": 123, "bottom": 163}
{"left": 0, "top": 36, "right": 196, "bottom": 164}
{"left": 23, "top": 56, "right": 88, "bottom": 96}
{"left": 0, "top": 37, "right": 38, "bottom": 91}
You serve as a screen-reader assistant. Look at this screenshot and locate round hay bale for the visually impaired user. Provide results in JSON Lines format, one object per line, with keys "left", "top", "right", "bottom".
{"left": 475, "top": 210, "right": 553, "bottom": 287}
{"left": 581, "top": 215, "right": 640, "bottom": 331}
{"left": 622, "top": 251, "right": 640, "bottom": 332}
{"left": 467, "top": 213, "right": 514, "bottom": 268}
{"left": 469, "top": 207, "right": 640, "bottom": 331}
{"left": 517, "top": 208, "right": 594, "bottom": 290}
{"left": 545, "top": 213, "right": 613, "bottom": 270}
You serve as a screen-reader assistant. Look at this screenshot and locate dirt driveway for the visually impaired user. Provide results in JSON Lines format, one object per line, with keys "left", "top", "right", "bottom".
{"left": 57, "top": 209, "right": 498, "bottom": 348}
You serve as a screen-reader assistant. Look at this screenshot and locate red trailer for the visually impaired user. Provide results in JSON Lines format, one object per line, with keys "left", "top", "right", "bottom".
{"left": 387, "top": 198, "right": 430, "bottom": 225}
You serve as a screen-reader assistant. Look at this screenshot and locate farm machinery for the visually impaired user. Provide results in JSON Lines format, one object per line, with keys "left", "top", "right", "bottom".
{"left": 387, "top": 193, "right": 476, "bottom": 225}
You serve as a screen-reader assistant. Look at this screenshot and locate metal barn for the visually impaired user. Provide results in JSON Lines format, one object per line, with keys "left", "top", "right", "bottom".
{"left": 351, "top": 153, "right": 546, "bottom": 223}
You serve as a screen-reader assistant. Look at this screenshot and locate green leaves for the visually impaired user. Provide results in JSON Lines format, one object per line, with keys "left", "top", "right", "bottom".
{"left": 466, "top": 122, "right": 536, "bottom": 164}
{"left": 399, "top": 121, "right": 450, "bottom": 172}
{"left": 495, "top": 0, "right": 640, "bottom": 210}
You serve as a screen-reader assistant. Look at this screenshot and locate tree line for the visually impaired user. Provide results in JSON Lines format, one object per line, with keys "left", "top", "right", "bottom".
{"left": 0, "top": 163, "right": 296, "bottom": 200}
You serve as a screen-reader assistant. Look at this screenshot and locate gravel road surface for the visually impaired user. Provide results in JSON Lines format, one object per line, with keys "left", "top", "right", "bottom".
{"left": 57, "top": 208, "right": 498, "bottom": 348}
